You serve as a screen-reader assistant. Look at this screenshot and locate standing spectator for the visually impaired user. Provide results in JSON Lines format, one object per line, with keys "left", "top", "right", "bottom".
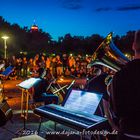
{"left": 10, "top": 55, "right": 16, "bottom": 66}
{"left": 62, "top": 54, "right": 68, "bottom": 76}
{"left": 33, "top": 54, "right": 40, "bottom": 72}
{"left": 51, "top": 57, "right": 57, "bottom": 78}
{"left": 22, "top": 57, "right": 28, "bottom": 77}
{"left": 56, "top": 55, "right": 63, "bottom": 77}
{"left": 68, "top": 56, "right": 76, "bottom": 70}
{"left": 39, "top": 55, "right": 46, "bottom": 68}
{"left": 15, "top": 58, "right": 22, "bottom": 79}
{"left": 28, "top": 58, "right": 34, "bottom": 76}
{"left": 46, "top": 57, "right": 51, "bottom": 71}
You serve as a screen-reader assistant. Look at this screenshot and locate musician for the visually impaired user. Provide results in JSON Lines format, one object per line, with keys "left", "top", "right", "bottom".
{"left": 32, "top": 68, "right": 58, "bottom": 105}
{"left": 85, "top": 69, "right": 117, "bottom": 140}
{"left": 85, "top": 70, "right": 109, "bottom": 103}
{"left": 109, "top": 30, "right": 140, "bottom": 140}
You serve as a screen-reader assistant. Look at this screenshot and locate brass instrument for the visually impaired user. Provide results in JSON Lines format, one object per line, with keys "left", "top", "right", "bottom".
{"left": 87, "top": 32, "right": 131, "bottom": 95}
{"left": 88, "top": 32, "right": 130, "bottom": 72}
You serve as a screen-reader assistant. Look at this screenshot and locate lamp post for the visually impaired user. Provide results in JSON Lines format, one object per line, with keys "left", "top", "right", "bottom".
{"left": 1, "top": 36, "right": 9, "bottom": 59}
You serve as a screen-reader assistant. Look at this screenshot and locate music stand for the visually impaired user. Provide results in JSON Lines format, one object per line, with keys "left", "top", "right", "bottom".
{"left": 0, "top": 65, "right": 14, "bottom": 99}
{"left": 1, "top": 65, "right": 14, "bottom": 77}
{"left": 16, "top": 78, "right": 41, "bottom": 136}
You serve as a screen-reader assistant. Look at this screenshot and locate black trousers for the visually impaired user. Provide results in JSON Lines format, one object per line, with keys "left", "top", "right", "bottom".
{"left": 117, "top": 132, "right": 140, "bottom": 140}
{"left": 34, "top": 93, "right": 59, "bottom": 105}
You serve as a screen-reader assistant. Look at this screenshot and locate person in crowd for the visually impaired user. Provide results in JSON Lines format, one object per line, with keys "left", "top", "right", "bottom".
{"left": 22, "top": 57, "right": 28, "bottom": 77}
{"left": 62, "top": 54, "right": 68, "bottom": 76}
{"left": 33, "top": 54, "right": 40, "bottom": 72}
{"left": 70, "top": 67, "right": 76, "bottom": 77}
{"left": 86, "top": 66, "right": 94, "bottom": 79}
{"left": 15, "top": 58, "right": 22, "bottom": 79}
{"left": 79, "top": 69, "right": 86, "bottom": 78}
{"left": 38, "top": 55, "right": 46, "bottom": 68}
{"left": 51, "top": 57, "right": 57, "bottom": 78}
{"left": 68, "top": 56, "right": 76, "bottom": 70}
{"left": 65, "top": 67, "right": 71, "bottom": 76}
{"left": 28, "top": 58, "right": 34, "bottom": 76}
{"left": 56, "top": 55, "right": 63, "bottom": 77}
{"left": 45, "top": 57, "right": 51, "bottom": 71}
{"left": 10, "top": 55, "right": 16, "bottom": 66}
{"left": 32, "top": 68, "right": 58, "bottom": 105}
{"left": 109, "top": 30, "right": 140, "bottom": 140}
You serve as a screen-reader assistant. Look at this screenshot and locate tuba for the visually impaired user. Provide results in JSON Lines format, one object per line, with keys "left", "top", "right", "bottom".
{"left": 88, "top": 32, "right": 130, "bottom": 72}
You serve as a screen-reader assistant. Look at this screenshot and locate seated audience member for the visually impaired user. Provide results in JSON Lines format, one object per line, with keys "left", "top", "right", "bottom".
{"left": 109, "top": 30, "right": 140, "bottom": 140}
{"left": 33, "top": 68, "right": 58, "bottom": 105}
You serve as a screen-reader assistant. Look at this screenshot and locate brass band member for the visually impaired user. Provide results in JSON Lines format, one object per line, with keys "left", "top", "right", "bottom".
{"left": 109, "top": 30, "right": 140, "bottom": 140}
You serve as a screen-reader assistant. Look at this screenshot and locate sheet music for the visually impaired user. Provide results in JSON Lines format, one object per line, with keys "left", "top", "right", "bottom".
{"left": 18, "top": 78, "right": 41, "bottom": 89}
{"left": 1, "top": 66, "right": 14, "bottom": 76}
{"left": 64, "top": 90, "right": 102, "bottom": 114}
{"left": 0, "top": 64, "right": 4, "bottom": 70}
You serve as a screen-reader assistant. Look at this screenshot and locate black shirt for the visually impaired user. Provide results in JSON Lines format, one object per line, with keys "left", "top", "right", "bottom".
{"left": 85, "top": 73, "right": 109, "bottom": 101}
{"left": 111, "top": 59, "right": 140, "bottom": 134}
{"left": 33, "top": 78, "right": 48, "bottom": 99}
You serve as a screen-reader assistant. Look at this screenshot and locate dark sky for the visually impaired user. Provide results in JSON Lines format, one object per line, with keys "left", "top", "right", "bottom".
{"left": 0, "top": 0, "right": 140, "bottom": 40}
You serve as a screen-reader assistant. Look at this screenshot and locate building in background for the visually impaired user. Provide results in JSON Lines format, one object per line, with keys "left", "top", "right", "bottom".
{"left": 30, "top": 20, "right": 38, "bottom": 32}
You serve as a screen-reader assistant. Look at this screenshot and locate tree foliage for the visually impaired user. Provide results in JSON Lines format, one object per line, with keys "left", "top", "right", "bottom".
{"left": 0, "top": 16, "right": 135, "bottom": 59}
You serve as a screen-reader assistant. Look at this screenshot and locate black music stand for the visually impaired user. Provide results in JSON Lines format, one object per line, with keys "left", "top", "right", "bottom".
{"left": 15, "top": 99, "right": 30, "bottom": 136}
{"left": 16, "top": 78, "right": 41, "bottom": 136}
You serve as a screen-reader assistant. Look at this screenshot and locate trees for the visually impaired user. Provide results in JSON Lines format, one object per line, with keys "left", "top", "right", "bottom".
{"left": 0, "top": 16, "right": 135, "bottom": 58}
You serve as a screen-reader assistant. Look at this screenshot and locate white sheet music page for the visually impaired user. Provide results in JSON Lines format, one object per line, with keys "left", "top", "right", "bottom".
{"left": 64, "top": 90, "right": 102, "bottom": 114}
{"left": 18, "top": 78, "right": 41, "bottom": 89}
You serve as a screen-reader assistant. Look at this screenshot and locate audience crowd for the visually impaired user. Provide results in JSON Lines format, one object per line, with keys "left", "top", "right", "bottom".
{"left": 0, "top": 53, "right": 110, "bottom": 79}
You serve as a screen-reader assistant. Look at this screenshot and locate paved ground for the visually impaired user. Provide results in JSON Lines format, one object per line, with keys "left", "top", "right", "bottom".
{"left": 0, "top": 79, "right": 41, "bottom": 140}
{"left": 0, "top": 79, "right": 84, "bottom": 140}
